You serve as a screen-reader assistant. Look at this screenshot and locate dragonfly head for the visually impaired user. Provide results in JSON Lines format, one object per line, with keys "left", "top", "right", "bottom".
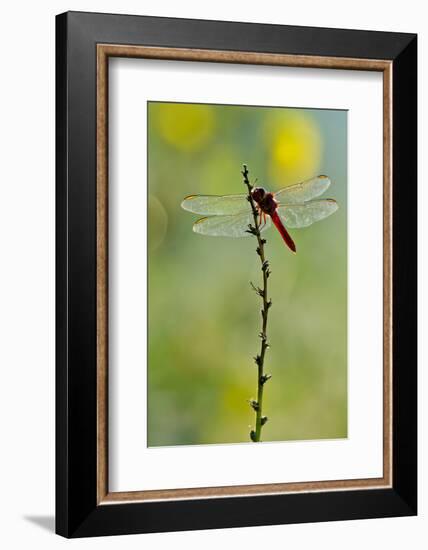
{"left": 251, "top": 187, "right": 266, "bottom": 204}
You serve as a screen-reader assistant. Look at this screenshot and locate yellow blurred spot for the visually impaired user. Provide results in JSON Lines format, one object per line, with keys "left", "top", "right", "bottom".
{"left": 152, "top": 103, "right": 215, "bottom": 152}
{"left": 222, "top": 378, "right": 251, "bottom": 416}
{"left": 148, "top": 194, "right": 168, "bottom": 251}
{"left": 266, "top": 110, "right": 322, "bottom": 187}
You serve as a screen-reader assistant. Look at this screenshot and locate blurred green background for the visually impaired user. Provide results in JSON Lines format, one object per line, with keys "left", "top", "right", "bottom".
{"left": 147, "top": 101, "right": 347, "bottom": 446}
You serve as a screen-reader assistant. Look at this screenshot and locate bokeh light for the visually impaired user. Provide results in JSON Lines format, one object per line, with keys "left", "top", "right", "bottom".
{"left": 151, "top": 102, "right": 215, "bottom": 152}
{"left": 148, "top": 194, "right": 168, "bottom": 251}
{"left": 266, "top": 109, "right": 322, "bottom": 187}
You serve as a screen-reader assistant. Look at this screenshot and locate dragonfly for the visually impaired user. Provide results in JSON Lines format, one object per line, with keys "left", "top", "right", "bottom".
{"left": 181, "top": 175, "right": 338, "bottom": 253}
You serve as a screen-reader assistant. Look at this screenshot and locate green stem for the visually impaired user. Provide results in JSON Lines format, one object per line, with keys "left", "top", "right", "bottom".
{"left": 242, "top": 164, "right": 272, "bottom": 443}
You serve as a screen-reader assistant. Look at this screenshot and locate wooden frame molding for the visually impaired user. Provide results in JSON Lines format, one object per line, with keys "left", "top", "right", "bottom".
{"left": 96, "top": 44, "right": 393, "bottom": 505}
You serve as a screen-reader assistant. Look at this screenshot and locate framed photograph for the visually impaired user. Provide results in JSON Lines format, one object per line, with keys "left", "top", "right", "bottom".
{"left": 56, "top": 11, "right": 417, "bottom": 537}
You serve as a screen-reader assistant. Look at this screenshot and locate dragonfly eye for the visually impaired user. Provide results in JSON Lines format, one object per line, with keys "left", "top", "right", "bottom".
{"left": 252, "top": 187, "right": 266, "bottom": 203}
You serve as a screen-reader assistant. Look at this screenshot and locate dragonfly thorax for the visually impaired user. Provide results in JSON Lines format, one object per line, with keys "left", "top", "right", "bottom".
{"left": 251, "top": 187, "right": 277, "bottom": 215}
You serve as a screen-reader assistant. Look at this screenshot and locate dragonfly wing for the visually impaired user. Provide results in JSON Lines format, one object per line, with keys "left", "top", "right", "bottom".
{"left": 193, "top": 212, "right": 271, "bottom": 238}
{"left": 275, "top": 176, "right": 331, "bottom": 204}
{"left": 181, "top": 194, "right": 248, "bottom": 215}
{"left": 277, "top": 199, "right": 338, "bottom": 228}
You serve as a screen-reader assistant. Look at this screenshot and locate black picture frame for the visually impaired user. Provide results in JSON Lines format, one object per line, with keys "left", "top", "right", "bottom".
{"left": 56, "top": 11, "right": 417, "bottom": 538}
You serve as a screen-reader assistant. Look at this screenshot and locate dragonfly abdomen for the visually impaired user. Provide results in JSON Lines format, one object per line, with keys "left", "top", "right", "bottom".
{"left": 270, "top": 210, "right": 296, "bottom": 253}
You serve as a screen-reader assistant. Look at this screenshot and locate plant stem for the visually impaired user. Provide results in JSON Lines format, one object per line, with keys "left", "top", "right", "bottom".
{"left": 242, "top": 164, "right": 272, "bottom": 443}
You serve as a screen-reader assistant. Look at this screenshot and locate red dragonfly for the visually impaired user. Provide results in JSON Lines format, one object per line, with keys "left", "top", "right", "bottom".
{"left": 181, "top": 175, "right": 338, "bottom": 253}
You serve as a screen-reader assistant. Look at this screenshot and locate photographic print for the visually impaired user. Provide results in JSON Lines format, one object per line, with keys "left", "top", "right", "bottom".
{"left": 148, "top": 101, "right": 347, "bottom": 447}
{"left": 57, "top": 14, "right": 417, "bottom": 536}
